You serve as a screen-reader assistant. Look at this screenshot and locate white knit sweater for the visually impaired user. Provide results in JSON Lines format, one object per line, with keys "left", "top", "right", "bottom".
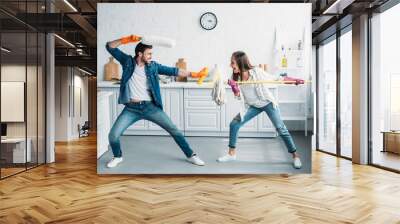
{"left": 240, "top": 67, "right": 281, "bottom": 109}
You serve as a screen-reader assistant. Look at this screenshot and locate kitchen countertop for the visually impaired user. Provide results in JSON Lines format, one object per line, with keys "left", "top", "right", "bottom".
{"left": 98, "top": 81, "right": 278, "bottom": 89}
{"left": 97, "top": 91, "right": 114, "bottom": 97}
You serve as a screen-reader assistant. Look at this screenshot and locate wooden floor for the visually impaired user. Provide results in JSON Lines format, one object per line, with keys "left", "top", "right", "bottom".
{"left": 1, "top": 135, "right": 400, "bottom": 224}
{"left": 373, "top": 151, "right": 400, "bottom": 171}
{"left": 1, "top": 167, "right": 26, "bottom": 178}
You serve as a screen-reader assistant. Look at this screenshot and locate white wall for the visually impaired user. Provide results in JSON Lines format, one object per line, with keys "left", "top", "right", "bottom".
{"left": 55, "top": 67, "right": 69, "bottom": 141}
{"left": 1, "top": 65, "right": 41, "bottom": 137}
{"left": 1, "top": 64, "right": 46, "bottom": 164}
{"left": 97, "top": 3, "right": 312, "bottom": 81}
{"left": 97, "top": 3, "right": 312, "bottom": 131}
{"left": 71, "top": 73, "right": 89, "bottom": 138}
{"left": 55, "top": 67, "right": 89, "bottom": 141}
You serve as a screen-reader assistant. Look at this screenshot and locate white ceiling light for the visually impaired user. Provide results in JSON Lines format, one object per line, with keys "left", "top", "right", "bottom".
{"left": 1, "top": 47, "right": 11, "bottom": 53}
{"left": 54, "top": 34, "right": 75, "bottom": 48}
{"left": 63, "top": 0, "right": 78, "bottom": 12}
{"left": 78, "top": 67, "right": 93, "bottom": 76}
{"left": 323, "top": 0, "right": 355, "bottom": 15}
{"left": 76, "top": 48, "right": 85, "bottom": 55}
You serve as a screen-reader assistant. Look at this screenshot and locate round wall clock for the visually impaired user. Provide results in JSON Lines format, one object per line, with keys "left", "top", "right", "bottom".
{"left": 200, "top": 12, "right": 217, "bottom": 30}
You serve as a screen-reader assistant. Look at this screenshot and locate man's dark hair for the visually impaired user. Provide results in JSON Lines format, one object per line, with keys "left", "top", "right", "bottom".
{"left": 135, "top": 42, "right": 153, "bottom": 57}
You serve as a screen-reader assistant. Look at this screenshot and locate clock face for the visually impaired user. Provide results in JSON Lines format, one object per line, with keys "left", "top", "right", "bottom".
{"left": 200, "top": 12, "right": 217, "bottom": 30}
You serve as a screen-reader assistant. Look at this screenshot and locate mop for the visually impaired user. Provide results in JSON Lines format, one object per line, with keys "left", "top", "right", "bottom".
{"left": 120, "top": 35, "right": 213, "bottom": 85}
{"left": 210, "top": 67, "right": 226, "bottom": 105}
{"left": 191, "top": 67, "right": 311, "bottom": 88}
{"left": 120, "top": 34, "right": 176, "bottom": 48}
{"left": 191, "top": 66, "right": 311, "bottom": 119}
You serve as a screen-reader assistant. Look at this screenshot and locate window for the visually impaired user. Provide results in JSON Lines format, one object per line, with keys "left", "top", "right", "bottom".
{"left": 0, "top": 0, "right": 47, "bottom": 179}
{"left": 340, "top": 29, "right": 352, "bottom": 158}
{"left": 317, "top": 36, "right": 337, "bottom": 154}
{"left": 370, "top": 3, "right": 400, "bottom": 171}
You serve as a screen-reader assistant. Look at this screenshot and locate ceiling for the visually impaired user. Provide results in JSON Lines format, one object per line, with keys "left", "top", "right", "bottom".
{"left": 0, "top": 0, "right": 392, "bottom": 75}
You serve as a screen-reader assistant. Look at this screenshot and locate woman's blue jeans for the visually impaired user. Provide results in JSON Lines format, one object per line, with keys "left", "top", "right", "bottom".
{"left": 108, "top": 101, "right": 194, "bottom": 158}
{"left": 229, "top": 103, "right": 297, "bottom": 153}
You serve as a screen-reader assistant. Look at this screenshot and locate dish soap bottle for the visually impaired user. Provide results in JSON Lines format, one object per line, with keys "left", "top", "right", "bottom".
{"left": 280, "top": 45, "right": 288, "bottom": 77}
{"left": 281, "top": 45, "right": 287, "bottom": 68}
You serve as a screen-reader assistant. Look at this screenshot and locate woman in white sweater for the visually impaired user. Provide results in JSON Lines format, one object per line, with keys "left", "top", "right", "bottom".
{"left": 217, "top": 51, "right": 304, "bottom": 169}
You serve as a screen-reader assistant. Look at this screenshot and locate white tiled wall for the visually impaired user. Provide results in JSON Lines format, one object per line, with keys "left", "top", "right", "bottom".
{"left": 97, "top": 3, "right": 312, "bottom": 81}
{"left": 97, "top": 3, "right": 313, "bottom": 131}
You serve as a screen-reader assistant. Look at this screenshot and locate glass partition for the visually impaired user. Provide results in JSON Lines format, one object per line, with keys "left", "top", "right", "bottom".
{"left": 339, "top": 29, "right": 352, "bottom": 158}
{"left": 370, "top": 3, "right": 400, "bottom": 171}
{"left": 0, "top": 1, "right": 46, "bottom": 179}
{"left": 317, "top": 36, "right": 337, "bottom": 155}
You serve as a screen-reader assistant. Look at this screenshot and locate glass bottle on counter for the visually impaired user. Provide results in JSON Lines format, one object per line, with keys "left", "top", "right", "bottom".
{"left": 280, "top": 45, "right": 288, "bottom": 77}
{"left": 175, "top": 58, "right": 187, "bottom": 82}
{"left": 281, "top": 45, "right": 288, "bottom": 68}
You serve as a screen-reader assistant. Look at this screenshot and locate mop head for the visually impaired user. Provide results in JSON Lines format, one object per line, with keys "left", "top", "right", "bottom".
{"left": 141, "top": 35, "right": 176, "bottom": 48}
{"left": 211, "top": 66, "right": 226, "bottom": 106}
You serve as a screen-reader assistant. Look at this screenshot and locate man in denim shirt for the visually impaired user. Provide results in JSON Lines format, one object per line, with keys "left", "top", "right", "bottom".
{"left": 105, "top": 35, "right": 205, "bottom": 168}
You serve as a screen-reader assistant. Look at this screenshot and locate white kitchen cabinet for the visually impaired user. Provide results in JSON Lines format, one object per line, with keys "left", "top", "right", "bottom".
{"left": 258, "top": 112, "right": 276, "bottom": 132}
{"left": 120, "top": 88, "right": 184, "bottom": 135}
{"left": 221, "top": 91, "right": 258, "bottom": 132}
{"left": 148, "top": 88, "right": 184, "bottom": 132}
{"left": 272, "top": 27, "right": 310, "bottom": 136}
{"left": 120, "top": 102, "right": 148, "bottom": 131}
{"left": 164, "top": 88, "right": 184, "bottom": 131}
{"left": 126, "top": 115, "right": 148, "bottom": 131}
{"left": 185, "top": 109, "right": 221, "bottom": 132}
{"left": 184, "top": 88, "right": 221, "bottom": 136}
{"left": 97, "top": 91, "right": 114, "bottom": 158}
{"left": 147, "top": 89, "right": 166, "bottom": 131}
{"left": 98, "top": 81, "right": 278, "bottom": 137}
{"left": 185, "top": 99, "right": 219, "bottom": 110}
{"left": 221, "top": 89, "right": 277, "bottom": 137}
{"left": 277, "top": 85, "right": 309, "bottom": 135}
{"left": 184, "top": 88, "right": 213, "bottom": 100}
{"left": 258, "top": 88, "right": 278, "bottom": 133}
{"left": 112, "top": 87, "right": 148, "bottom": 132}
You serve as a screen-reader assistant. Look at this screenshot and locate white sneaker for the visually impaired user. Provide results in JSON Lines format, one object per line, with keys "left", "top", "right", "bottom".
{"left": 293, "top": 157, "right": 302, "bottom": 169}
{"left": 217, "top": 154, "right": 237, "bottom": 162}
{"left": 107, "top": 157, "right": 123, "bottom": 168}
{"left": 187, "top": 155, "right": 205, "bottom": 166}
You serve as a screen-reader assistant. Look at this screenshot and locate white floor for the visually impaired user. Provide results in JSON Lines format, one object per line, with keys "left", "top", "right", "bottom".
{"left": 98, "top": 133, "right": 311, "bottom": 174}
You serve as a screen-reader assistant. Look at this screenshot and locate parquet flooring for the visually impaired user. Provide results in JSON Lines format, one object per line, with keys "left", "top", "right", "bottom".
{"left": 1, "top": 134, "right": 400, "bottom": 223}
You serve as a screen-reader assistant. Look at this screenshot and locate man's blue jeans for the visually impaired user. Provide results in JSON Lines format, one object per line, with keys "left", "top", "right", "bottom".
{"left": 229, "top": 103, "right": 297, "bottom": 153}
{"left": 108, "top": 101, "right": 194, "bottom": 158}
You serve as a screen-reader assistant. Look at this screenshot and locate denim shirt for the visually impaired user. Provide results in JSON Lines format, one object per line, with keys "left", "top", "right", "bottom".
{"left": 105, "top": 43, "right": 179, "bottom": 110}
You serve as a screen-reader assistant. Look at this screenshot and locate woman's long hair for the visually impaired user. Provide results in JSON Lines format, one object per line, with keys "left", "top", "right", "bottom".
{"left": 231, "top": 51, "right": 254, "bottom": 81}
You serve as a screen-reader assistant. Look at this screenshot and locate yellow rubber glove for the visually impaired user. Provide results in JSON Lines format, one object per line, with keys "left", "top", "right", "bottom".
{"left": 120, "top": 35, "right": 142, "bottom": 44}
{"left": 190, "top": 67, "right": 209, "bottom": 85}
{"left": 190, "top": 67, "right": 208, "bottom": 78}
